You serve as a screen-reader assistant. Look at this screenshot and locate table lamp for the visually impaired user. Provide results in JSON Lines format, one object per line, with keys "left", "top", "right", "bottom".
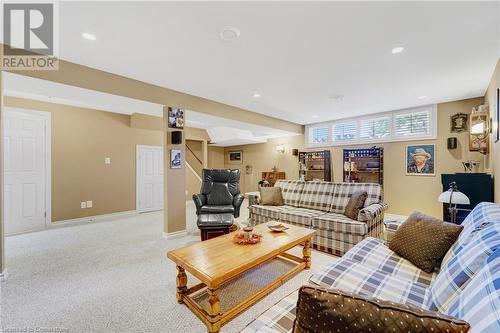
{"left": 438, "top": 181, "right": 470, "bottom": 224}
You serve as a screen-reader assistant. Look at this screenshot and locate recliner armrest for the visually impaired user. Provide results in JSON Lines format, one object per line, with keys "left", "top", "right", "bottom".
{"left": 233, "top": 194, "right": 245, "bottom": 218}
{"left": 192, "top": 193, "right": 207, "bottom": 215}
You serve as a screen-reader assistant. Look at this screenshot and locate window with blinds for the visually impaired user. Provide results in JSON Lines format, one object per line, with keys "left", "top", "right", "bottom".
{"left": 394, "top": 111, "right": 431, "bottom": 137}
{"left": 309, "top": 126, "right": 329, "bottom": 144}
{"left": 333, "top": 122, "right": 357, "bottom": 142}
{"left": 359, "top": 117, "right": 390, "bottom": 139}
{"left": 304, "top": 105, "right": 436, "bottom": 147}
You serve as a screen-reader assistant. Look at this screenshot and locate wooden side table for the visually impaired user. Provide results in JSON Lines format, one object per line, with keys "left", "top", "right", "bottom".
{"left": 261, "top": 171, "right": 286, "bottom": 187}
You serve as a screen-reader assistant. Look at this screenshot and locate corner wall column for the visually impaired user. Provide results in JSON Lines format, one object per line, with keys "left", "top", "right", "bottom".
{"left": 0, "top": 69, "right": 5, "bottom": 277}
{"left": 202, "top": 140, "right": 208, "bottom": 169}
{"left": 163, "top": 106, "right": 186, "bottom": 237}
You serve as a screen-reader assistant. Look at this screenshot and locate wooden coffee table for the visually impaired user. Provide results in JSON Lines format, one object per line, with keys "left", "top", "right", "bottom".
{"left": 167, "top": 223, "right": 316, "bottom": 333}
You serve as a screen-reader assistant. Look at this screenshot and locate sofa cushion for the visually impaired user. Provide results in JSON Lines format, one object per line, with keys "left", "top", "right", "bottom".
{"left": 343, "top": 190, "right": 368, "bottom": 220}
{"left": 329, "top": 182, "right": 383, "bottom": 213}
{"left": 250, "top": 205, "right": 296, "bottom": 220}
{"left": 389, "top": 212, "right": 463, "bottom": 273}
{"left": 445, "top": 248, "right": 500, "bottom": 333}
{"left": 441, "top": 202, "right": 500, "bottom": 268}
{"left": 274, "top": 180, "right": 305, "bottom": 207}
{"left": 279, "top": 208, "right": 325, "bottom": 227}
{"left": 293, "top": 286, "right": 470, "bottom": 333}
{"left": 259, "top": 186, "right": 284, "bottom": 206}
{"left": 297, "top": 181, "right": 335, "bottom": 212}
{"left": 241, "top": 290, "right": 298, "bottom": 333}
{"left": 312, "top": 213, "right": 367, "bottom": 235}
{"left": 426, "top": 221, "right": 500, "bottom": 312}
{"left": 344, "top": 237, "right": 436, "bottom": 287}
{"left": 310, "top": 257, "right": 429, "bottom": 309}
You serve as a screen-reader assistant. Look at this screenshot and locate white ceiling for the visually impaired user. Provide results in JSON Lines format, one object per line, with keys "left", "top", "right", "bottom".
{"left": 45, "top": 1, "right": 500, "bottom": 125}
{"left": 3, "top": 72, "right": 298, "bottom": 146}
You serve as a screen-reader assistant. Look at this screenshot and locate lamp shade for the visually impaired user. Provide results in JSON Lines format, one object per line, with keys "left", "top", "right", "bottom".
{"left": 438, "top": 190, "right": 470, "bottom": 205}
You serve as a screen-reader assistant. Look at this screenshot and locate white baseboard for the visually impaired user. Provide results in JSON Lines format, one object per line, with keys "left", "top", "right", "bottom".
{"left": 162, "top": 229, "right": 187, "bottom": 239}
{"left": 0, "top": 269, "right": 7, "bottom": 282}
{"left": 49, "top": 210, "right": 139, "bottom": 228}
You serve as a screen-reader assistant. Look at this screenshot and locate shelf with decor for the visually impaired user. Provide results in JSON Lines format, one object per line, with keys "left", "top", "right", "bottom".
{"left": 298, "top": 150, "right": 331, "bottom": 181}
{"left": 343, "top": 146, "right": 383, "bottom": 186}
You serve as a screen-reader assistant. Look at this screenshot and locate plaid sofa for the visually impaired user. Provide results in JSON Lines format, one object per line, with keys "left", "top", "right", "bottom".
{"left": 249, "top": 180, "right": 388, "bottom": 256}
{"left": 243, "top": 202, "right": 500, "bottom": 333}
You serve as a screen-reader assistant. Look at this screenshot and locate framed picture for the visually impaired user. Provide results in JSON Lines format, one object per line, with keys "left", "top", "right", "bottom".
{"left": 168, "top": 108, "right": 184, "bottom": 129}
{"left": 496, "top": 88, "right": 499, "bottom": 143}
{"left": 228, "top": 151, "right": 243, "bottom": 164}
{"left": 406, "top": 144, "right": 435, "bottom": 176}
{"left": 450, "top": 113, "right": 468, "bottom": 133}
{"left": 170, "top": 149, "right": 182, "bottom": 169}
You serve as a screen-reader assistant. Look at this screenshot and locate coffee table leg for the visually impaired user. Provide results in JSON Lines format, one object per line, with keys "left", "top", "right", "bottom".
{"left": 207, "top": 288, "right": 221, "bottom": 333}
{"left": 303, "top": 239, "right": 312, "bottom": 269}
{"left": 176, "top": 266, "right": 187, "bottom": 303}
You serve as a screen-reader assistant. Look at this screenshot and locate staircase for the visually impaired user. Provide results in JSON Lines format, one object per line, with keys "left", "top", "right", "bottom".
{"left": 185, "top": 141, "right": 203, "bottom": 200}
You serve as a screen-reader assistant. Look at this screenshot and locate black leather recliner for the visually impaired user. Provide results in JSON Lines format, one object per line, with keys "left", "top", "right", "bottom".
{"left": 193, "top": 169, "right": 245, "bottom": 218}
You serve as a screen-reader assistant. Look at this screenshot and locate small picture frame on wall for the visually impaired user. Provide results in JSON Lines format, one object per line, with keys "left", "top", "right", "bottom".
{"left": 228, "top": 151, "right": 243, "bottom": 164}
{"left": 170, "top": 149, "right": 182, "bottom": 169}
{"left": 168, "top": 107, "right": 184, "bottom": 129}
{"left": 450, "top": 113, "right": 468, "bottom": 133}
{"left": 406, "top": 144, "right": 435, "bottom": 176}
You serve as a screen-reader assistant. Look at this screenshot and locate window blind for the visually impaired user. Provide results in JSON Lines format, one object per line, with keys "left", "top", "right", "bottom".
{"left": 394, "top": 111, "right": 430, "bottom": 136}
{"left": 360, "top": 117, "right": 390, "bottom": 139}
{"left": 333, "top": 122, "right": 357, "bottom": 141}
{"left": 310, "top": 126, "right": 329, "bottom": 144}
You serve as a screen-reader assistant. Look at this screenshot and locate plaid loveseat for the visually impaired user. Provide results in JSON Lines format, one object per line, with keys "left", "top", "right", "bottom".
{"left": 249, "top": 180, "right": 388, "bottom": 256}
{"left": 243, "top": 202, "right": 500, "bottom": 333}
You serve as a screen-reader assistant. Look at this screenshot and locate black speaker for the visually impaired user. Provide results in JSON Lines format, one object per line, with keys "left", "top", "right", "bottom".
{"left": 171, "top": 131, "right": 182, "bottom": 144}
{"left": 447, "top": 137, "right": 457, "bottom": 149}
{"left": 292, "top": 149, "right": 299, "bottom": 156}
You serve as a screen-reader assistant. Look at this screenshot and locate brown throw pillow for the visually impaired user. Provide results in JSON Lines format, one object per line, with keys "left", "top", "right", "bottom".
{"left": 259, "top": 186, "right": 284, "bottom": 206}
{"left": 389, "top": 212, "right": 463, "bottom": 273}
{"left": 343, "top": 191, "right": 367, "bottom": 220}
{"left": 293, "top": 286, "right": 470, "bottom": 333}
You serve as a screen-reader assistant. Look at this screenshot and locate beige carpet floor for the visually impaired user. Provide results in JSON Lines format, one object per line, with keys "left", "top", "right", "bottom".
{"left": 0, "top": 203, "right": 337, "bottom": 333}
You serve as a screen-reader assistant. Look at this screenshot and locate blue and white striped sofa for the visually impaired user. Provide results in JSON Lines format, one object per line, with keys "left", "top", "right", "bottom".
{"left": 249, "top": 180, "right": 388, "bottom": 256}
{"left": 243, "top": 202, "right": 500, "bottom": 333}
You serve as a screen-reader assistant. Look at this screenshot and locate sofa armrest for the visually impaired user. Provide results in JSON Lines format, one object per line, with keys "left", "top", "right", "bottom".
{"left": 294, "top": 286, "right": 470, "bottom": 333}
{"left": 233, "top": 194, "right": 245, "bottom": 218}
{"left": 358, "top": 202, "right": 388, "bottom": 238}
{"left": 192, "top": 193, "right": 207, "bottom": 215}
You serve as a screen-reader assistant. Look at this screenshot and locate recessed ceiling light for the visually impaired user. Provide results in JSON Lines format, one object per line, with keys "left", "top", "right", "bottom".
{"left": 418, "top": 95, "right": 427, "bottom": 99}
{"left": 312, "top": 115, "right": 319, "bottom": 119}
{"left": 252, "top": 93, "right": 261, "bottom": 98}
{"left": 219, "top": 26, "right": 240, "bottom": 41}
{"left": 332, "top": 94, "right": 344, "bottom": 102}
{"left": 81, "top": 32, "right": 96, "bottom": 41}
{"left": 391, "top": 46, "right": 404, "bottom": 54}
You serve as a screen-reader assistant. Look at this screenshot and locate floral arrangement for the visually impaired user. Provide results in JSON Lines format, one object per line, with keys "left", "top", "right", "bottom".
{"left": 232, "top": 231, "right": 262, "bottom": 245}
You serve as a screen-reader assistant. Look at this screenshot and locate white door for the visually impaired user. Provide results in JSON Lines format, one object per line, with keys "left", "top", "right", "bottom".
{"left": 137, "top": 145, "right": 164, "bottom": 212}
{"left": 3, "top": 108, "right": 50, "bottom": 234}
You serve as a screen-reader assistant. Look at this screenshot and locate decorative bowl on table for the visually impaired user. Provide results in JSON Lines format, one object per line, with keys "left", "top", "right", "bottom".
{"left": 232, "top": 231, "right": 262, "bottom": 244}
{"left": 266, "top": 221, "right": 290, "bottom": 232}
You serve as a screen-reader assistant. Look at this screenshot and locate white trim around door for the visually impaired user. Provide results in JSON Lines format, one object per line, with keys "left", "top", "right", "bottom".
{"left": 136, "top": 145, "right": 164, "bottom": 213}
{"left": 3, "top": 107, "right": 51, "bottom": 234}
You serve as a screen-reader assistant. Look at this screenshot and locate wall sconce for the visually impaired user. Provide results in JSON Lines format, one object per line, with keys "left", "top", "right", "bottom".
{"left": 276, "top": 145, "right": 286, "bottom": 154}
{"left": 469, "top": 105, "right": 490, "bottom": 154}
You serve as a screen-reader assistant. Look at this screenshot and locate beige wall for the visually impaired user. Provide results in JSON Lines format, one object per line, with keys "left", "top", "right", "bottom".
{"left": 5, "top": 96, "right": 163, "bottom": 222}
{"left": 3, "top": 97, "right": 220, "bottom": 222}
{"left": 485, "top": 59, "right": 500, "bottom": 203}
{"left": 226, "top": 97, "right": 486, "bottom": 218}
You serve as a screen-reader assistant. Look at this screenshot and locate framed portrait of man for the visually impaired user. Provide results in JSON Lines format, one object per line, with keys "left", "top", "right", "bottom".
{"left": 406, "top": 144, "right": 435, "bottom": 176}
